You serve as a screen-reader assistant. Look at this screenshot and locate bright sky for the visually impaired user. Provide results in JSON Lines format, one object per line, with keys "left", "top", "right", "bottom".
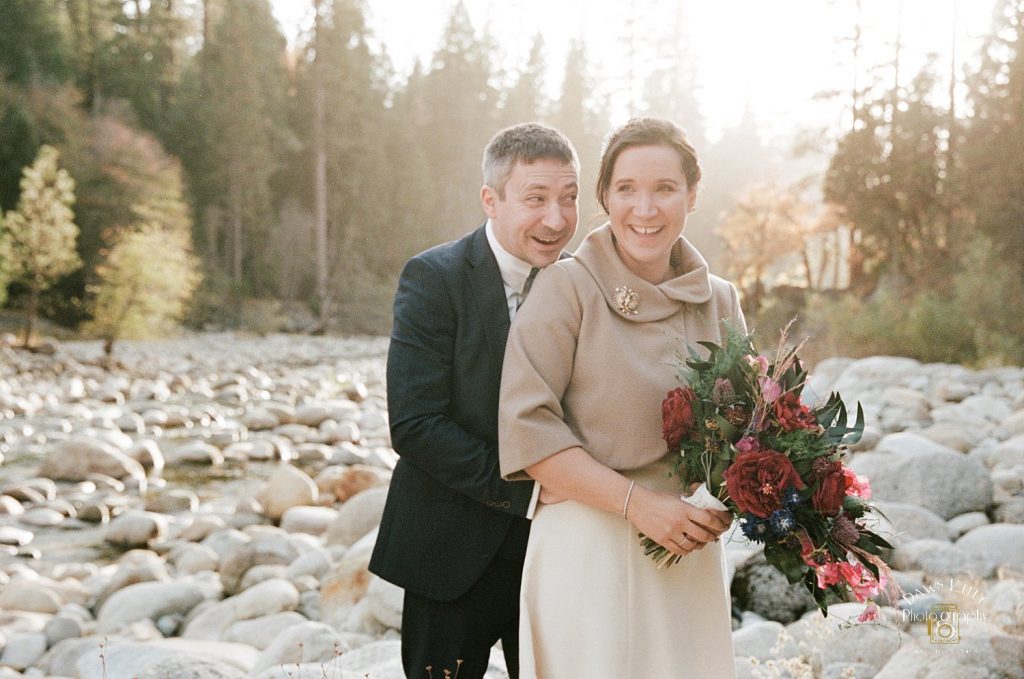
{"left": 271, "top": 0, "right": 997, "bottom": 144}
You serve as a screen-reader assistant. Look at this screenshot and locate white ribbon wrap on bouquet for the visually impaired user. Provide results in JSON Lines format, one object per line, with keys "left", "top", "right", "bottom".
{"left": 680, "top": 482, "right": 729, "bottom": 512}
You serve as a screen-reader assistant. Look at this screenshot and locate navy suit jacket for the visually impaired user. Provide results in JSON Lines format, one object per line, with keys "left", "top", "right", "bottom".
{"left": 369, "top": 224, "right": 535, "bottom": 601}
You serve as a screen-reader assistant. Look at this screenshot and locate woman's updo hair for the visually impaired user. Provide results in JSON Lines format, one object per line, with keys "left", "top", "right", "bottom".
{"left": 596, "top": 117, "right": 701, "bottom": 213}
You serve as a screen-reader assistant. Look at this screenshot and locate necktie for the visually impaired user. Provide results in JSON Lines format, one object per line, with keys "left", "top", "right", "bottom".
{"left": 517, "top": 267, "right": 540, "bottom": 310}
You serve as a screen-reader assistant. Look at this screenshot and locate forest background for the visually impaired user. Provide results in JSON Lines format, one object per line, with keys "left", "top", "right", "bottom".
{"left": 0, "top": 0, "right": 1022, "bottom": 365}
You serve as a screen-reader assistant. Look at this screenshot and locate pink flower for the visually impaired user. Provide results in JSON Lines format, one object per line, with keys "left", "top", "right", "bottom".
{"left": 735, "top": 436, "right": 760, "bottom": 454}
{"left": 857, "top": 602, "right": 879, "bottom": 623}
{"left": 815, "top": 560, "right": 883, "bottom": 602}
{"left": 759, "top": 377, "right": 783, "bottom": 404}
{"left": 816, "top": 562, "right": 841, "bottom": 588}
{"left": 843, "top": 467, "right": 872, "bottom": 499}
{"left": 745, "top": 354, "right": 770, "bottom": 376}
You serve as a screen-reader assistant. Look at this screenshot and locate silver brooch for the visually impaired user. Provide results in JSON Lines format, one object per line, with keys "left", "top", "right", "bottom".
{"left": 613, "top": 286, "right": 640, "bottom": 315}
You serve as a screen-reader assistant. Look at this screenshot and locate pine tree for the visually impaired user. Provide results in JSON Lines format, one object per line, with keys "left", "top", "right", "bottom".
{"left": 1, "top": 145, "right": 82, "bottom": 345}
{"left": 0, "top": 0, "right": 72, "bottom": 86}
{"left": 641, "top": 1, "right": 707, "bottom": 151}
{"left": 184, "top": 0, "right": 290, "bottom": 292}
{"left": 416, "top": 2, "right": 500, "bottom": 239}
{"left": 502, "top": 34, "right": 547, "bottom": 126}
{"left": 550, "top": 38, "right": 607, "bottom": 230}
{"left": 964, "top": 0, "right": 1024, "bottom": 278}
{"left": 93, "top": 0, "right": 190, "bottom": 139}
{"left": 85, "top": 222, "right": 200, "bottom": 356}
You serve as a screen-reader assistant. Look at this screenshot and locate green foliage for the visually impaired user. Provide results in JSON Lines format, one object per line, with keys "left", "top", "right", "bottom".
{"left": 179, "top": 0, "right": 291, "bottom": 292}
{"left": 0, "top": 0, "right": 72, "bottom": 86}
{"left": 954, "top": 237, "right": 1024, "bottom": 364}
{"left": 1, "top": 144, "right": 81, "bottom": 342}
{"left": 84, "top": 223, "right": 200, "bottom": 353}
{"left": 1, "top": 145, "right": 81, "bottom": 290}
{"left": 0, "top": 211, "right": 8, "bottom": 307}
{"left": 803, "top": 237, "right": 1024, "bottom": 365}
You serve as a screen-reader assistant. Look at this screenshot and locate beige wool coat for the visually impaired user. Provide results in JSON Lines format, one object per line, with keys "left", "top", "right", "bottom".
{"left": 499, "top": 223, "right": 747, "bottom": 479}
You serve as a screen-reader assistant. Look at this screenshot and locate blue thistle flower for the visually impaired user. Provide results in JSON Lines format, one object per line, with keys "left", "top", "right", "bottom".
{"left": 740, "top": 516, "right": 771, "bottom": 543}
{"left": 783, "top": 486, "right": 802, "bottom": 508}
{"left": 768, "top": 508, "right": 797, "bottom": 537}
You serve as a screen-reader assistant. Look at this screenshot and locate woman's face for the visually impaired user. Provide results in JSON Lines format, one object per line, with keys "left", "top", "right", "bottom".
{"left": 605, "top": 144, "right": 697, "bottom": 283}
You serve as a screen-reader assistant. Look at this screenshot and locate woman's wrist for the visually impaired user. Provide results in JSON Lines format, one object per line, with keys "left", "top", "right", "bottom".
{"left": 621, "top": 479, "right": 636, "bottom": 519}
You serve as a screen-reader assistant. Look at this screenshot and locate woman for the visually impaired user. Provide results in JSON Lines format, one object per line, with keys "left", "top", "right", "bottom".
{"left": 499, "top": 118, "right": 745, "bottom": 677}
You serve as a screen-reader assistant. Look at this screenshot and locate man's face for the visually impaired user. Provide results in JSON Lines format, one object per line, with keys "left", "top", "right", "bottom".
{"left": 481, "top": 159, "right": 579, "bottom": 268}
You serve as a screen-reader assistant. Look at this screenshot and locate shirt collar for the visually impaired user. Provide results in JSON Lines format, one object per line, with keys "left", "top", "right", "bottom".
{"left": 485, "top": 219, "right": 535, "bottom": 294}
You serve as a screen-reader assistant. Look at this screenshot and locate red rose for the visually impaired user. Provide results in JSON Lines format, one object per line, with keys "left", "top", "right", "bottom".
{"left": 662, "top": 387, "right": 697, "bottom": 448}
{"left": 812, "top": 463, "right": 847, "bottom": 515}
{"left": 774, "top": 391, "right": 817, "bottom": 431}
{"left": 724, "top": 449, "right": 805, "bottom": 518}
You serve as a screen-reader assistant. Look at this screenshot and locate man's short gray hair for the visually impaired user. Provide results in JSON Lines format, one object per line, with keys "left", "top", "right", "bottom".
{"left": 482, "top": 123, "right": 579, "bottom": 198}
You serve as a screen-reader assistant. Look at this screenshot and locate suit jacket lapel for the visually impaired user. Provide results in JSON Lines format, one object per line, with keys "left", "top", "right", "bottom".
{"left": 465, "top": 225, "right": 510, "bottom": 362}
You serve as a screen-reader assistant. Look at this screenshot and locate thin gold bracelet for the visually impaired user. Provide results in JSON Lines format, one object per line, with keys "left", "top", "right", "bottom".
{"left": 622, "top": 479, "right": 636, "bottom": 519}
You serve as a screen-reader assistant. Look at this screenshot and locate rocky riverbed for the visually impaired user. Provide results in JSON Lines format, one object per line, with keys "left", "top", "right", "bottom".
{"left": 0, "top": 334, "right": 1022, "bottom": 678}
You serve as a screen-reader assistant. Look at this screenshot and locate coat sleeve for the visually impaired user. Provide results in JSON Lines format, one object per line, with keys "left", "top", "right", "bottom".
{"left": 499, "top": 265, "right": 586, "bottom": 479}
{"left": 387, "top": 254, "right": 534, "bottom": 516}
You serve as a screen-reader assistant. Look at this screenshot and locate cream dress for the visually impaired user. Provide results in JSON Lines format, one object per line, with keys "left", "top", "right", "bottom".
{"left": 499, "top": 225, "right": 743, "bottom": 678}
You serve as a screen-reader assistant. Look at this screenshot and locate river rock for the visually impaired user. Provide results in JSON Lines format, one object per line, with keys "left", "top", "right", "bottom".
{"left": 280, "top": 505, "right": 338, "bottom": 536}
{"left": 170, "top": 441, "right": 225, "bottom": 466}
{"left": 0, "top": 526, "right": 33, "bottom": 547}
{"left": 874, "top": 633, "right": 1024, "bottom": 679}
{"left": 956, "top": 523, "right": 1024, "bottom": 570}
{"left": 222, "top": 611, "right": 308, "bottom": 650}
{"left": 849, "top": 442, "right": 992, "bottom": 519}
{"left": 873, "top": 501, "right": 951, "bottom": 543}
{"left": 169, "top": 542, "right": 221, "bottom": 574}
{"left": 180, "top": 516, "right": 228, "bottom": 542}
{"left": 1005, "top": 409, "right": 1024, "bottom": 436}
{"left": 73, "top": 638, "right": 259, "bottom": 679}
{"left": 182, "top": 578, "right": 300, "bottom": 641}
{"left": 126, "top": 439, "right": 165, "bottom": 476}
{"left": 946, "top": 511, "right": 990, "bottom": 538}
{"left": 241, "top": 407, "right": 280, "bottom": 431}
{"left": 0, "top": 495, "right": 24, "bottom": 516}
{"left": 0, "top": 632, "right": 48, "bottom": 671}
{"left": 320, "top": 531, "right": 378, "bottom": 628}
{"left": 0, "top": 579, "right": 62, "bottom": 613}
{"left": 97, "top": 581, "right": 207, "bottom": 633}
{"left": 891, "top": 538, "right": 995, "bottom": 577}
{"left": 39, "top": 436, "right": 146, "bottom": 483}
{"left": 44, "top": 616, "right": 84, "bottom": 647}
{"left": 250, "top": 621, "right": 351, "bottom": 674}
{"left": 325, "top": 487, "right": 388, "bottom": 548}
{"left": 145, "top": 488, "right": 199, "bottom": 513}
{"left": 732, "top": 620, "right": 786, "bottom": 661}
{"left": 105, "top": 510, "right": 169, "bottom": 548}
{"left": 366, "top": 575, "right": 403, "bottom": 630}
{"left": 730, "top": 553, "right": 816, "bottom": 625}
{"left": 323, "top": 464, "right": 388, "bottom": 503}
{"left": 18, "top": 507, "right": 64, "bottom": 528}
{"left": 975, "top": 434, "right": 1024, "bottom": 470}
{"left": 258, "top": 464, "right": 317, "bottom": 521}
{"left": 218, "top": 529, "right": 300, "bottom": 595}
{"left": 135, "top": 652, "right": 249, "bottom": 679}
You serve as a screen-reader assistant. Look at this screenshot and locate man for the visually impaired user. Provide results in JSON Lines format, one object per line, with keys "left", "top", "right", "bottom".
{"left": 370, "top": 123, "right": 579, "bottom": 678}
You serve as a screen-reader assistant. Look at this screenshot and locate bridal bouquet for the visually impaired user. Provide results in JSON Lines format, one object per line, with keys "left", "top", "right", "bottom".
{"left": 643, "top": 322, "right": 896, "bottom": 617}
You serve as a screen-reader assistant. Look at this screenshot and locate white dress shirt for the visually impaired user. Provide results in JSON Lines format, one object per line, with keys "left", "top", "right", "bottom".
{"left": 485, "top": 219, "right": 542, "bottom": 516}
{"left": 485, "top": 220, "right": 537, "bottom": 321}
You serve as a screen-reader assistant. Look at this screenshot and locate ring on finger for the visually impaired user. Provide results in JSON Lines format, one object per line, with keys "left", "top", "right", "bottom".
{"left": 679, "top": 534, "right": 691, "bottom": 550}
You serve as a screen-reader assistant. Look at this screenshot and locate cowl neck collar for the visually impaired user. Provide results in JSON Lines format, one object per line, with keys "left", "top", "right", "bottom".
{"left": 573, "top": 223, "right": 713, "bottom": 322}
